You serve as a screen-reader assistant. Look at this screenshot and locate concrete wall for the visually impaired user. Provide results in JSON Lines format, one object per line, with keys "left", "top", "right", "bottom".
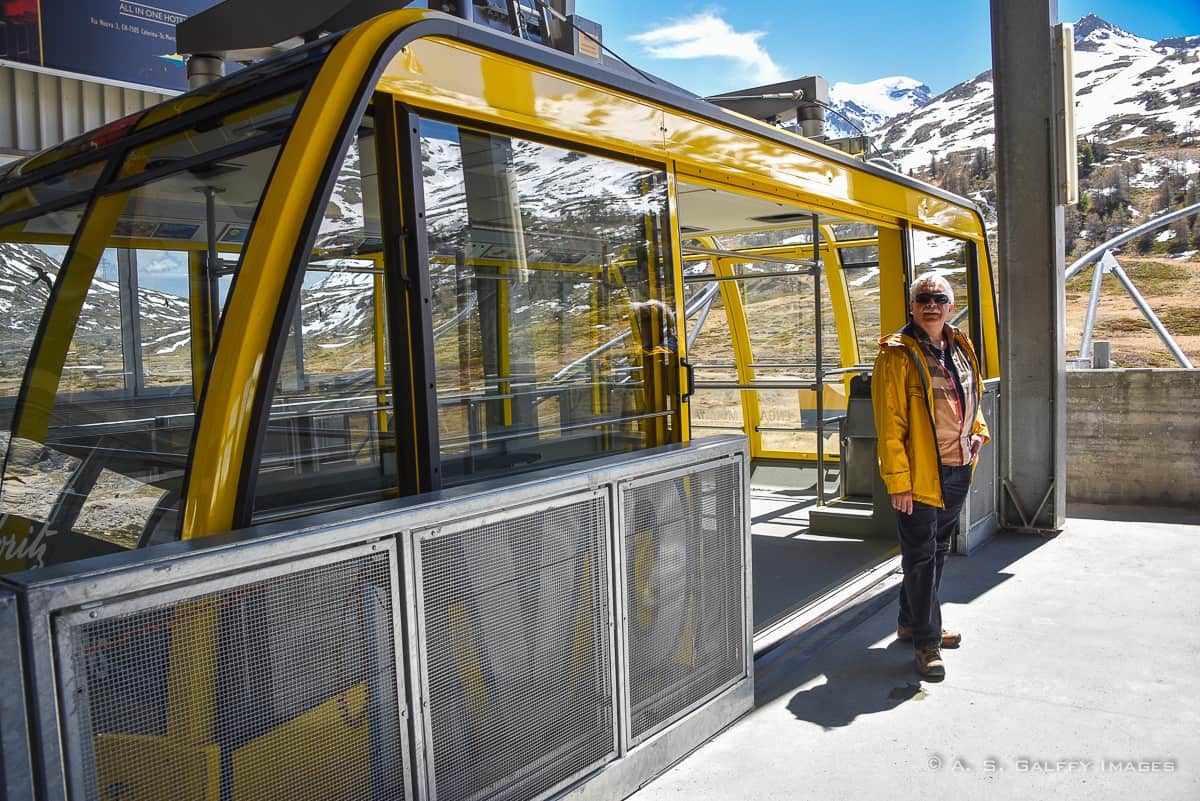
{"left": 1067, "top": 369, "right": 1200, "bottom": 508}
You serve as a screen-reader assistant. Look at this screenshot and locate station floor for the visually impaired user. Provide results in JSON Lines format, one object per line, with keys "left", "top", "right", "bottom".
{"left": 631, "top": 504, "right": 1200, "bottom": 801}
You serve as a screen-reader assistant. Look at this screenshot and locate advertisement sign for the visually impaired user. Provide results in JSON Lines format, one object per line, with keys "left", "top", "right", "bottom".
{"left": 1, "top": 0, "right": 218, "bottom": 91}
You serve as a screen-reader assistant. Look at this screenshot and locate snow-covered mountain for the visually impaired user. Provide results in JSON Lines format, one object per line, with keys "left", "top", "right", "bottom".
{"left": 874, "top": 14, "right": 1200, "bottom": 175}
{"left": 826, "top": 76, "right": 933, "bottom": 139}
{"left": 0, "top": 243, "right": 194, "bottom": 382}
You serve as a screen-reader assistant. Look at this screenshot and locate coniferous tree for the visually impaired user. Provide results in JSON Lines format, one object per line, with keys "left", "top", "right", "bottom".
{"left": 1169, "top": 219, "right": 1189, "bottom": 253}
{"left": 1156, "top": 179, "right": 1174, "bottom": 214}
{"left": 1135, "top": 231, "right": 1154, "bottom": 254}
{"left": 1078, "top": 140, "right": 1095, "bottom": 178}
{"left": 1064, "top": 205, "right": 1083, "bottom": 255}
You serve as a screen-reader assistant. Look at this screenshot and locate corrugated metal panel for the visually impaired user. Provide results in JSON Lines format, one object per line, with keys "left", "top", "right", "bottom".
{"left": 0, "top": 64, "right": 172, "bottom": 157}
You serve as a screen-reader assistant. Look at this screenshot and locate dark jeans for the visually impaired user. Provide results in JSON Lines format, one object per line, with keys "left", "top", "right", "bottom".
{"left": 895, "top": 464, "right": 973, "bottom": 648}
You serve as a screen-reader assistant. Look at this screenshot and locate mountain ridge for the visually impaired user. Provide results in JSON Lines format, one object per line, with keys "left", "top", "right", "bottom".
{"left": 867, "top": 14, "right": 1200, "bottom": 175}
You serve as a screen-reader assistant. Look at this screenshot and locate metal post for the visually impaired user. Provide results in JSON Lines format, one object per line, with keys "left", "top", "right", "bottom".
{"left": 990, "top": 0, "right": 1067, "bottom": 532}
{"left": 812, "top": 213, "right": 825, "bottom": 506}
{"left": 116, "top": 248, "right": 144, "bottom": 395}
{"left": 186, "top": 54, "right": 225, "bottom": 89}
{"left": 1107, "top": 257, "right": 1195, "bottom": 368}
{"left": 1078, "top": 250, "right": 1107, "bottom": 359}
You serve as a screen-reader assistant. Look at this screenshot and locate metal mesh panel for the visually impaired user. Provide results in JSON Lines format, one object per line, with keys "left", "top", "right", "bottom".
{"left": 418, "top": 494, "right": 614, "bottom": 801}
{"left": 58, "top": 550, "right": 405, "bottom": 801}
{"left": 624, "top": 460, "right": 745, "bottom": 742}
{"left": 1, "top": 590, "right": 33, "bottom": 801}
{"left": 971, "top": 387, "right": 999, "bottom": 519}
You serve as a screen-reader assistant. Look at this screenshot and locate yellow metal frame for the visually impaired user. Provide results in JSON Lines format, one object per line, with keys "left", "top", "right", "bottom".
{"left": 181, "top": 14, "right": 430, "bottom": 540}
{"left": 10, "top": 191, "right": 129, "bottom": 442}
{"left": 665, "top": 172, "right": 691, "bottom": 442}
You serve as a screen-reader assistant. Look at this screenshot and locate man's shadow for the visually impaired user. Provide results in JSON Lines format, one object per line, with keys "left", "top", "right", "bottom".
{"left": 782, "top": 629, "right": 940, "bottom": 730}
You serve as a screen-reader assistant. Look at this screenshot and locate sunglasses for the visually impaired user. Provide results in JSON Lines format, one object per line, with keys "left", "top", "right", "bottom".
{"left": 914, "top": 292, "right": 951, "bottom": 305}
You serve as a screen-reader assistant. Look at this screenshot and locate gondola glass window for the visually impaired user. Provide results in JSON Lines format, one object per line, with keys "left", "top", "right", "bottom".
{"left": 418, "top": 118, "right": 679, "bottom": 485}
{"left": 0, "top": 91, "right": 302, "bottom": 569}
{"left": 251, "top": 114, "right": 400, "bottom": 519}
{"left": 839, "top": 240, "right": 883, "bottom": 365}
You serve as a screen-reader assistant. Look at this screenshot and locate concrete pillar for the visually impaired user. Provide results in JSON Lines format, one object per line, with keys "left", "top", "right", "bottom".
{"left": 990, "top": 0, "right": 1068, "bottom": 531}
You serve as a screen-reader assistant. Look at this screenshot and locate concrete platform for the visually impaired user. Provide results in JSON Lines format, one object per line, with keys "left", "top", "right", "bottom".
{"left": 629, "top": 507, "right": 1200, "bottom": 801}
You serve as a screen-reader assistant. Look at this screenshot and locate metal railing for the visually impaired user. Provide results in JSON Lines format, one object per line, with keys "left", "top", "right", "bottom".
{"left": 1066, "top": 201, "right": 1200, "bottom": 368}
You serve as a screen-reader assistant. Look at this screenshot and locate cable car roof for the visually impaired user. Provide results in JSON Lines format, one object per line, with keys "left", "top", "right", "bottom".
{"left": 1, "top": 10, "right": 986, "bottom": 242}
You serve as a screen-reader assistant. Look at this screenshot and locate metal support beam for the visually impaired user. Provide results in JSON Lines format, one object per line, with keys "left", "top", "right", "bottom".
{"left": 1106, "top": 253, "right": 1194, "bottom": 368}
{"left": 116, "top": 249, "right": 144, "bottom": 396}
{"left": 990, "top": 0, "right": 1068, "bottom": 532}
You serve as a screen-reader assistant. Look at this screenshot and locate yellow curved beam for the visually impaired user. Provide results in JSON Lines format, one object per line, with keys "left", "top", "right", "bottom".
{"left": 820, "top": 226, "right": 861, "bottom": 370}
{"left": 712, "top": 254, "right": 760, "bottom": 457}
{"left": 10, "top": 191, "right": 128, "bottom": 441}
{"left": 182, "top": 9, "right": 436, "bottom": 539}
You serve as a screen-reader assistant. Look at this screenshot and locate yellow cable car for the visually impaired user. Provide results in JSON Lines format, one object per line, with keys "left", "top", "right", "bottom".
{"left": 0, "top": 10, "right": 997, "bottom": 574}
{"left": 0, "top": 10, "right": 999, "bottom": 801}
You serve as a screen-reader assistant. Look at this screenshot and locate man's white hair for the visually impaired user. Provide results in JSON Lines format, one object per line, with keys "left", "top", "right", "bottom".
{"left": 909, "top": 271, "right": 954, "bottom": 303}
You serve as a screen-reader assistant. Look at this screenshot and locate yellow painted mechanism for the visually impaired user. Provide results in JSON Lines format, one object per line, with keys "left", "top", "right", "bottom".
{"left": 674, "top": 590, "right": 696, "bottom": 668}
{"left": 449, "top": 600, "right": 488, "bottom": 716}
{"left": 230, "top": 684, "right": 372, "bottom": 801}
{"left": 93, "top": 734, "right": 220, "bottom": 801}
{"left": 632, "top": 528, "right": 656, "bottom": 629}
{"left": 571, "top": 551, "right": 596, "bottom": 673}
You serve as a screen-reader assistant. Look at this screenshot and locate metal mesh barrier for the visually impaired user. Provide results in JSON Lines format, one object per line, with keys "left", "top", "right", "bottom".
{"left": 417, "top": 493, "right": 614, "bottom": 801}
{"left": 623, "top": 460, "right": 745, "bottom": 743}
{"left": 1, "top": 589, "right": 34, "bottom": 801}
{"left": 56, "top": 548, "right": 405, "bottom": 801}
{"left": 972, "top": 385, "right": 999, "bottom": 521}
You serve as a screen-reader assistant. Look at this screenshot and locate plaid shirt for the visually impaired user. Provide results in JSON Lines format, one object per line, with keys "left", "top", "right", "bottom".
{"left": 909, "top": 323, "right": 978, "bottom": 466}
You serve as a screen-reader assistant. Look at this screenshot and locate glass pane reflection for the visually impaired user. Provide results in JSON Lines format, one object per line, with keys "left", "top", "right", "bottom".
{"left": 419, "top": 118, "right": 678, "bottom": 485}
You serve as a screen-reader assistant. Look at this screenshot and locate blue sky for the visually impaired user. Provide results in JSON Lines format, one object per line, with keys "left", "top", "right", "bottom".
{"left": 575, "top": 1, "right": 1200, "bottom": 96}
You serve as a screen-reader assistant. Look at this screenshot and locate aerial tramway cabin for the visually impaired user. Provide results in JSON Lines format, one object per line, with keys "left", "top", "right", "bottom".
{"left": 0, "top": 8, "right": 1000, "bottom": 801}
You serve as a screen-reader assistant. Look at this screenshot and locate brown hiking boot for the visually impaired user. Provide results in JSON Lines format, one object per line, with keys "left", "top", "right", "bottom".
{"left": 897, "top": 625, "right": 962, "bottom": 648}
{"left": 915, "top": 644, "right": 946, "bottom": 680}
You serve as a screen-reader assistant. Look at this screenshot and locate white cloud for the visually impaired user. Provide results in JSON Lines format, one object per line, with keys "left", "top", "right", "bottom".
{"left": 630, "top": 12, "right": 784, "bottom": 85}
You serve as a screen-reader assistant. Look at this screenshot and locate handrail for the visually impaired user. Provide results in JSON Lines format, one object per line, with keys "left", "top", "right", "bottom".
{"left": 821, "top": 364, "right": 873, "bottom": 377}
{"left": 550, "top": 282, "right": 720, "bottom": 383}
{"left": 432, "top": 290, "right": 478, "bottom": 337}
{"left": 1066, "top": 201, "right": 1200, "bottom": 367}
{"left": 681, "top": 244, "right": 817, "bottom": 268}
{"left": 1065, "top": 201, "right": 1200, "bottom": 280}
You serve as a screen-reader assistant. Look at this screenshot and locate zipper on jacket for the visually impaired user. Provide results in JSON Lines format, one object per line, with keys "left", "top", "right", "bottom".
{"left": 902, "top": 341, "right": 946, "bottom": 507}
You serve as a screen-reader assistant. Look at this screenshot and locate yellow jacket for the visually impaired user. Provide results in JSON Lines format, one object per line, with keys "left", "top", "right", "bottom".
{"left": 871, "top": 326, "right": 990, "bottom": 508}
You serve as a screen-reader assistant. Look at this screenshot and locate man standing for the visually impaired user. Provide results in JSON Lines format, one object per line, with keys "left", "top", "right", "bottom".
{"left": 872, "top": 272, "right": 990, "bottom": 680}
